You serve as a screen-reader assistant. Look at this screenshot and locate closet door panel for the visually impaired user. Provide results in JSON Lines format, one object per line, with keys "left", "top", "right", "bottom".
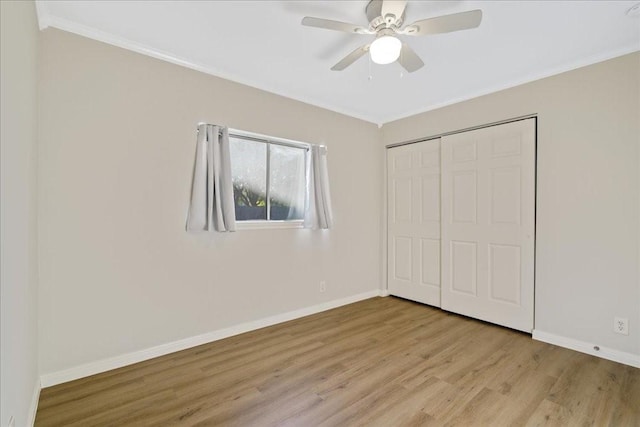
{"left": 387, "top": 139, "right": 441, "bottom": 306}
{"left": 441, "top": 118, "right": 535, "bottom": 332}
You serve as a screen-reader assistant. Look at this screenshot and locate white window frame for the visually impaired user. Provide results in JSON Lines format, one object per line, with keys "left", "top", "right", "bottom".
{"left": 229, "top": 128, "right": 310, "bottom": 231}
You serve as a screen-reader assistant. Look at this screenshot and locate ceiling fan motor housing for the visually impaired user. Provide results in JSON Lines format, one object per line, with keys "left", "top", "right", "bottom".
{"left": 366, "top": 0, "right": 405, "bottom": 29}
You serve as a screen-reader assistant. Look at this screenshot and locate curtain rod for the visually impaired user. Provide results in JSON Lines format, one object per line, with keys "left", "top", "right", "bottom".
{"left": 197, "top": 123, "right": 311, "bottom": 151}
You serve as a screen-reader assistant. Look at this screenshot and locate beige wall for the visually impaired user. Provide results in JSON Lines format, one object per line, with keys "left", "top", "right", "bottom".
{"left": 36, "top": 25, "right": 639, "bottom": 379}
{"left": 1, "top": 1, "right": 40, "bottom": 425}
{"left": 38, "top": 29, "right": 382, "bottom": 375}
{"left": 383, "top": 53, "right": 640, "bottom": 356}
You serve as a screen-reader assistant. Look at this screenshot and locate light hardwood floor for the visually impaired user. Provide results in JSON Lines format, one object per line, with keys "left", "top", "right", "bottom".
{"left": 35, "top": 297, "right": 639, "bottom": 426}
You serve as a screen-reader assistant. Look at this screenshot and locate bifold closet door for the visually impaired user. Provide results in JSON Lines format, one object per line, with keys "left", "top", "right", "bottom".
{"left": 387, "top": 139, "right": 441, "bottom": 307}
{"left": 441, "top": 118, "right": 535, "bottom": 332}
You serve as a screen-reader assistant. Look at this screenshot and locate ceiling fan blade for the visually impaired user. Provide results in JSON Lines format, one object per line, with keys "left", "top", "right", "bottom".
{"left": 402, "top": 10, "right": 482, "bottom": 36}
{"left": 397, "top": 43, "right": 424, "bottom": 73}
{"left": 331, "top": 45, "right": 370, "bottom": 71}
{"left": 381, "top": 0, "right": 408, "bottom": 20}
{"left": 302, "top": 17, "right": 371, "bottom": 34}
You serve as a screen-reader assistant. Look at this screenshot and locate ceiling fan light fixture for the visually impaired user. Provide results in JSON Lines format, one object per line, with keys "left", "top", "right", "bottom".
{"left": 369, "top": 35, "right": 402, "bottom": 64}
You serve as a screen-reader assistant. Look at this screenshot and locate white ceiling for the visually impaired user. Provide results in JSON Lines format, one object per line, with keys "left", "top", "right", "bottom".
{"left": 36, "top": 1, "right": 640, "bottom": 125}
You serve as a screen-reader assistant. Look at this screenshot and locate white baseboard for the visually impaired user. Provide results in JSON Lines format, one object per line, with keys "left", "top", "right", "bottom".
{"left": 41, "top": 289, "right": 384, "bottom": 387}
{"left": 533, "top": 330, "right": 640, "bottom": 368}
{"left": 28, "top": 378, "right": 41, "bottom": 426}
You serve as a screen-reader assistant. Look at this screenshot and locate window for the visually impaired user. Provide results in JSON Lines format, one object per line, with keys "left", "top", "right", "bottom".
{"left": 229, "top": 131, "right": 307, "bottom": 228}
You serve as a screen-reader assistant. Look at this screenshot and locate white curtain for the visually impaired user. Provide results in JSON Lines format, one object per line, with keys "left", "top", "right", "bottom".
{"left": 186, "top": 124, "right": 236, "bottom": 232}
{"left": 304, "top": 145, "right": 333, "bottom": 229}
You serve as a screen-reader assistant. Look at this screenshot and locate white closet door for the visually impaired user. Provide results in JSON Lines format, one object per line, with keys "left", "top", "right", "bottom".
{"left": 387, "top": 139, "right": 441, "bottom": 306}
{"left": 441, "top": 119, "right": 535, "bottom": 332}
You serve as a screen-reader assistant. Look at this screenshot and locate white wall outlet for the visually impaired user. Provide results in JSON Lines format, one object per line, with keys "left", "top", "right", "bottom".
{"left": 319, "top": 281, "right": 326, "bottom": 293}
{"left": 614, "top": 317, "right": 629, "bottom": 335}
{"left": 8, "top": 416, "right": 15, "bottom": 427}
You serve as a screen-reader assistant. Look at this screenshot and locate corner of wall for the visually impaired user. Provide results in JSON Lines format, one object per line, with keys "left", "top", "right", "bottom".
{"left": 27, "top": 379, "right": 41, "bottom": 426}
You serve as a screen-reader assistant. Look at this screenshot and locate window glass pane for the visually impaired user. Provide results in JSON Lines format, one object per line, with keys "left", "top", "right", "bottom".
{"left": 230, "top": 137, "right": 267, "bottom": 220}
{"left": 270, "top": 144, "right": 306, "bottom": 221}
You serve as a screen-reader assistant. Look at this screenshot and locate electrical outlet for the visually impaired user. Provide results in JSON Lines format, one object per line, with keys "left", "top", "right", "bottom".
{"left": 614, "top": 317, "right": 629, "bottom": 335}
{"left": 8, "top": 416, "right": 15, "bottom": 427}
{"left": 319, "top": 281, "right": 326, "bottom": 293}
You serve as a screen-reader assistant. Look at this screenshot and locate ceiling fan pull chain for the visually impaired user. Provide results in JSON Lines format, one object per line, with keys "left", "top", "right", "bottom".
{"left": 368, "top": 54, "right": 373, "bottom": 81}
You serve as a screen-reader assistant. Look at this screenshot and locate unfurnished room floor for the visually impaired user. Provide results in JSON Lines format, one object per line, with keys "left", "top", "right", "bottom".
{"left": 34, "top": 297, "right": 639, "bottom": 426}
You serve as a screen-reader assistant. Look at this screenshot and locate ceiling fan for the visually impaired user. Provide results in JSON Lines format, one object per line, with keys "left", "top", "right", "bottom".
{"left": 301, "top": 0, "right": 482, "bottom": 73}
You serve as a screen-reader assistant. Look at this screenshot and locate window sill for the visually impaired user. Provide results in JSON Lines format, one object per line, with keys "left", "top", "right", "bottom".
{"left": 235, "top": 220, "right": 304, "bottom": 230}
